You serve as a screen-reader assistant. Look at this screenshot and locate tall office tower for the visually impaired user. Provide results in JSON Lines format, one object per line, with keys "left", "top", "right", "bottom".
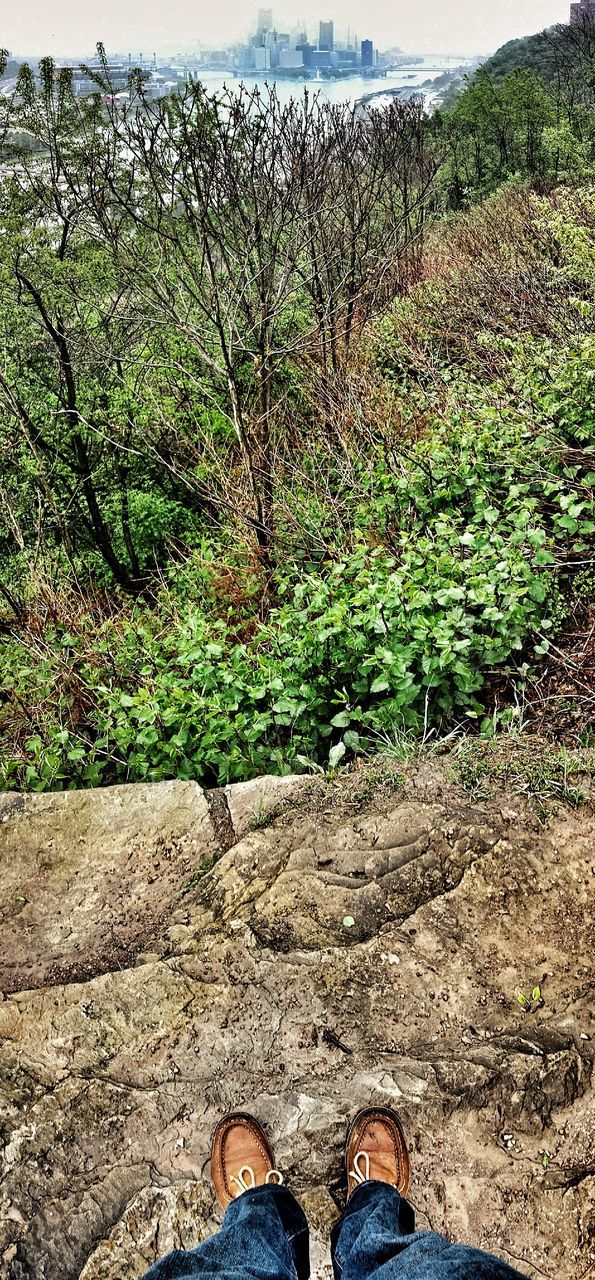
{"left": 361, "top": 38, "right": 373, "bottom": 67}
{"left": 319, "top": 19, "right": 334, "bottom": 50}
{"left": 257, "top": 8, "right": 273, "bottom": 34}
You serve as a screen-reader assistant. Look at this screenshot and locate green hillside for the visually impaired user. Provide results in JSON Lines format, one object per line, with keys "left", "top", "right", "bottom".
{"left": 0, "top": 47, "right": 594, "bottom": 789}
{"left": 477, "top": 19, "right": 595, "bottom": 85}
{"left": 478, "top": 30, "right": 561, "bottom": 82}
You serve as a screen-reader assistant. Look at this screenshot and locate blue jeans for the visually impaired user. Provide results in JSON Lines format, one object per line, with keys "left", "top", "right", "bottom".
{"left": 141, "top": 1181, "right": 528, "bottom": 1279}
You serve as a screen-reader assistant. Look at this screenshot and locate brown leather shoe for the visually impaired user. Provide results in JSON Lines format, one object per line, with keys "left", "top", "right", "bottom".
{"left": 211, "top": 1112, "right": 283, "bottom": 1208}
{"left": 345, "top": 1107, "right": 410, "bottom": 1199}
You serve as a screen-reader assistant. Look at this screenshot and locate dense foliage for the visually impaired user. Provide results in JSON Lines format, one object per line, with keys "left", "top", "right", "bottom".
{"left": 0, "top": 36, "right": 594, "bottom": 790}
{"left": 472, "top": 22, "right": 595, "bottom": 85}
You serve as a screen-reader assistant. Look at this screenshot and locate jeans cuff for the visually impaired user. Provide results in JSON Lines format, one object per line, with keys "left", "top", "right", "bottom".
{"left": 343, "top": 1179, "right": 403, "bottom": 1216}
{"left": 223, "top": 1181, "right": 303, "bottom": 1230}
{"left": 225, "top": 1182, "right": 295, "bottom": 1207}
{"left": 331, "top": 1179, "right": 413, "bottom": 1272}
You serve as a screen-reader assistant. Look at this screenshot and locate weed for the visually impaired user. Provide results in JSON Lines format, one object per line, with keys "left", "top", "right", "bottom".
{"left": 179, "top": 856, "right": 217, "bottom": 896}
{"left": 249, "top": 801, "right": 280, "bottom": 832}
{"left": 453, "top": 736, "right": 595, "bottom": 816}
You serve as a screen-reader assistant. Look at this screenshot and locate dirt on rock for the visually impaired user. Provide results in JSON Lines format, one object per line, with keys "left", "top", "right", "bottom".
{"left": 0, "top": 759, "right": 593, "bottom": 1280}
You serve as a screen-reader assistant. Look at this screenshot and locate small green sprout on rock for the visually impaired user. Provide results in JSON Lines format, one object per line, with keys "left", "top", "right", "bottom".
{"left": 516, "top": 983, "right": 544, "bottom": 1013}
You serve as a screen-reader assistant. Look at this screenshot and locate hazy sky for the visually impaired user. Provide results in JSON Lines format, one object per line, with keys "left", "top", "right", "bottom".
{"left": 4, "top": 0, "right": 570, "bottom": 58}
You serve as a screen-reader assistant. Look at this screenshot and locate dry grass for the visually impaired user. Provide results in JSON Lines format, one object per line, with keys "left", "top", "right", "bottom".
{"left": 382, "top": 183, "right": 595, "bottom": 381}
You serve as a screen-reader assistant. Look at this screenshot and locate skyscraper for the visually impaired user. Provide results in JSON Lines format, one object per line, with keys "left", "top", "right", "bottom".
{"left": 257, "top": 9, "right": 273, "bottom": 34}
{"left": 361, "top": 39, "right": 373, "bottom": 67}
{"left": 319, "top": 20, "right": 334, "bottom": 51}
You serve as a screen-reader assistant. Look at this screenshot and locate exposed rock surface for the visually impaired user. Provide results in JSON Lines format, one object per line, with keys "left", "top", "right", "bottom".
{"left": 0, "top": 763, "right": 593, "bottom": 1280}
{"left": 0, "top": 782, "right": 217, "bottom": 992}
{"left": 222, "top": 774, "right": 308, "bottom": 842}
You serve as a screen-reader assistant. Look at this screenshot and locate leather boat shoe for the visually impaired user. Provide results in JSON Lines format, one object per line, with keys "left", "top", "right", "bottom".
{"left": 211, "top": 1111, "right": 284, "bottom": 1208}
{"left": 345, "top": 1106, "right": 410, "bottom": 1199}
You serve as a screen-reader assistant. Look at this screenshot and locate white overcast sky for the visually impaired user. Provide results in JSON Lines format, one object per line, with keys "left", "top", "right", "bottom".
{"left": 3, "top": 0, "right": 570, "bottom": 58}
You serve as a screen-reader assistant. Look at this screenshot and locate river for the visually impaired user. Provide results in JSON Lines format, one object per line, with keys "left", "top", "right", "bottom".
{"left": 192, "top": 58, "right": 462, "bottom": 109}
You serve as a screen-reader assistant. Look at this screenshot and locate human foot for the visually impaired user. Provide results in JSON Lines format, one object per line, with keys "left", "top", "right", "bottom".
{"left": 211, "top": 1111, "right": 284, "bottom": 1207}
{"left": 345, "top": 1107, "right": 410, "bottom": 1199}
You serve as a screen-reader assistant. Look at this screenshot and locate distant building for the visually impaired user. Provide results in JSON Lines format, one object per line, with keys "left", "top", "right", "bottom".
{"left": 330, "top": 49, "right": 357, "bottom": 67}
{"left": 570, "top": 0, "right": 595, "bottom": 21}
{"left": 570, "top": 0, "right": 595, "bottom": 19}
{"left": 264, "top": 30, "right": 291, "bottom": 68}
{"left": 254, "top": 45, "right": 271, "bottom": 70}
{"left": 311, "top": 49, "right": 332, "bottom": 68}
{"left": 257, "top": 8, "right": 273, "bottom": 34}
{"left": 319, "top": 20, "right": 334, "bottom": 51}
{"left": 233, "top": 44, "right": 256, "bottom": 70}
{"left": 279, "top": 48, "right": 304, "bottom": 68}
{"left": 565, "top": 0, "right": 593, "bottom": 20}
{"left": 70, "top": 63, "right": 130, "bottom": 96}
{"left": 296, "top": 39, "right": 314, "bottom": 67}
{"left": 207, "top": 50, "right": 229, "bottom": 67}
{"left": 361, "top": 39, "right": 374, "bottom": 68}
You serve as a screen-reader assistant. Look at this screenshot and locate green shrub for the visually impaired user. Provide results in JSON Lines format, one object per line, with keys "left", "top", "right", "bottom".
{"left": 5, "top": 382, "right": 592, "bottom": 790}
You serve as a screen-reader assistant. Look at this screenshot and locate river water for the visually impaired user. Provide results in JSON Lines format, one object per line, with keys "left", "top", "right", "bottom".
{"left": 193, "top": 59, "right": 459, "bottom": 109}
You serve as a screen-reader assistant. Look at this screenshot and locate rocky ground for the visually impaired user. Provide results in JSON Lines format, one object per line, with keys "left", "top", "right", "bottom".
{"left": 0, "top": 751, "right": 593, "bottom": 1280}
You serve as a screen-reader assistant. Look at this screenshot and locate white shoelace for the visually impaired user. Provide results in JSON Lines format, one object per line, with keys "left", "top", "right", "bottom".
{"left": 348, "top": 1150, "right": 370, "bottom": 1187}
{"left": 229, "top": 1165, "right": 284, "bottom": 1197}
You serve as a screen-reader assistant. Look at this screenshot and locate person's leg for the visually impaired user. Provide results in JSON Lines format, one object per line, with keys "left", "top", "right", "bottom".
{"left": 143, "top": 1183, "right": 309, "bottom": 1280}
{"left": 141, "top": 1113, "right": 309, "bottom": 1280}
{"left": 332, "top": 1180, "right": 528, "bottom": 1280}
{"left": 331, "top": 1109, "right": 528, "bottom": 1280}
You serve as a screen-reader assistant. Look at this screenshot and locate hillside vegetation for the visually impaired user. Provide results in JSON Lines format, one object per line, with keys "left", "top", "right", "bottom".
{"left": 0, "top": 32, "right": 594, "bottom": 790}
{"left": 476, "top": 20, "right": 595, "bottom": 84}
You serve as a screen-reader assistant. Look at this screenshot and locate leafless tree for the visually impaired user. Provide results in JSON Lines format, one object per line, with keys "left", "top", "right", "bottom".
{"left": 296, "top": 96, "right": 437, "bottom": 372}
{"left": 82, "top": 72, "right": 438, "bottom": 558}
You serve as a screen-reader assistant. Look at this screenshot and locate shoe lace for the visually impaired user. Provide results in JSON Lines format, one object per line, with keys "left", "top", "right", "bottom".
{"left": 229, "top": 1166, "right": 284, "bottom": 1197}
{"left": 348, "top": 1150, "right": 370, "bottom": 1187}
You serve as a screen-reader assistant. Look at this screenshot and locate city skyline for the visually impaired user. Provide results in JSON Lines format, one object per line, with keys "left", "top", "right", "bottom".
{"left": 3, "top": 0, "right": 572, "bottom": 59}
{"left": 229, "top": 11, "right": 378, "bottom": 75}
